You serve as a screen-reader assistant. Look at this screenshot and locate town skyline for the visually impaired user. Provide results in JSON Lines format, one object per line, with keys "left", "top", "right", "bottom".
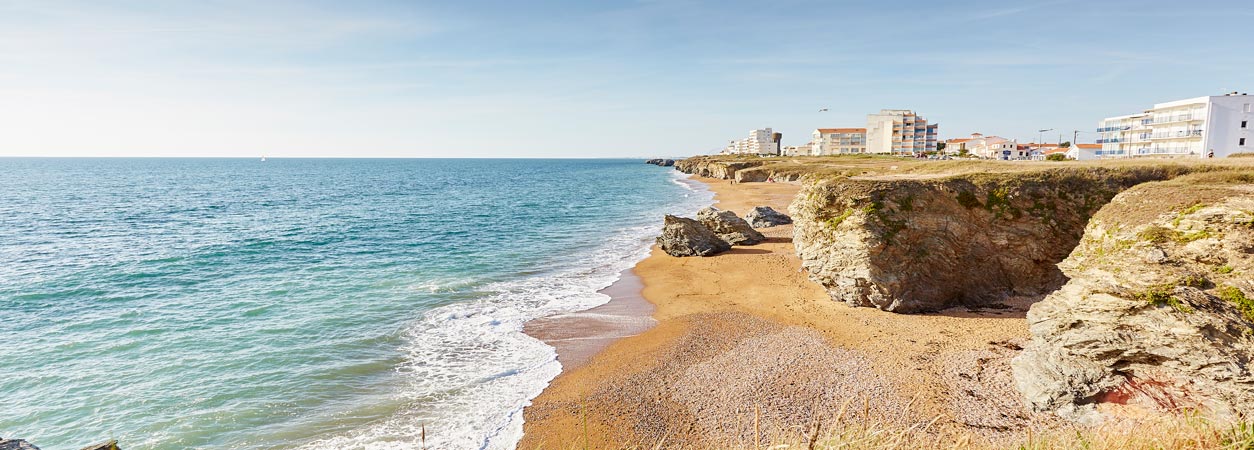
{"left": 1, "top": 0, "right": 1251, "bottom": 158}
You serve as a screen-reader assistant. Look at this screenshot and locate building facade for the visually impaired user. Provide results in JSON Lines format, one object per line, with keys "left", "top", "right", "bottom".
{"left": 944, "top": 133, "right": 1016, "bottom": 159}
{"left": 1096, "top": 93, "right": 1253, "bottom": 158}
{"left": 865, "top": 109, "right": 939, "bottom": 155}
{"left": 781, "top": 145, "right": 809, "bottom": 156}
{"left": 810, "top": 128, "right": 867, "bottom": 155}
{"left": 722, "top": 128, "right": 780, "bottom": 155}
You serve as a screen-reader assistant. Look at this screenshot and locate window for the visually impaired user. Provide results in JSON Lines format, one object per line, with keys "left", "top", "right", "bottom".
{"left": 1242, "top": 138, "right": 1247, "bottom": 146}
{"left": 1243, "top": 120, "right": 1249, "bottom": 129}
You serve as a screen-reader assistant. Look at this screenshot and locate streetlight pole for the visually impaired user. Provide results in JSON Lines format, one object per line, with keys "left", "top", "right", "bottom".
{"left": 1037, "top": 128, "right": 1053, "bottom": 158}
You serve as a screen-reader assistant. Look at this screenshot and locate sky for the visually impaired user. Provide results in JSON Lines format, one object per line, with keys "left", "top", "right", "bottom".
{"left": 1, "top": 0, "right": 1251, "bottom": 158}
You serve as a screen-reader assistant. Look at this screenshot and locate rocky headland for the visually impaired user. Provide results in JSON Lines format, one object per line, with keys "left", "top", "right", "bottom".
{"left": 523, "top": 155, "right": 1254, "bottom": 448}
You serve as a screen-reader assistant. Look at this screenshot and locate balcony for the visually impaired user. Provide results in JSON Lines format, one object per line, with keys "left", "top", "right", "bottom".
{"left": 1097, "top": 126, "right": 1132, "bottom": 133}
{"left": 1150, "top": 129, "right": 1204, "bottom": 139}
{"left": 1096, "top": 138, "right": 1122, "bottom": 144}
{"left": 1151, "top": 114, "right": 1204, "bottom": 124}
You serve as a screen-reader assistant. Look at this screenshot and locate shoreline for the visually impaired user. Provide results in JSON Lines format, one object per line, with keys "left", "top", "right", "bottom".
{"left": 523, "top": 268, "right": 657, "bottom": 371}
{"left": 518, "top": 176, "right": 1046, "bottom": 448}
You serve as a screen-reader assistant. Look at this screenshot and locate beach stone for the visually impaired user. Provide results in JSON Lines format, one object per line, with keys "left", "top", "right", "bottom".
{"left": 0, "top": 439, "right": 41, "bottom": 450}
{"left": 697, "top": 207, "right": 764, "bottom": 245}
{"left": 80, "top": 440, "right": 120, "bottom": 450}
{"left": 657, "top": 215, "right": 731, "bottom": 257}
{"left": 744, "top": 206, "right": 792, "bottom": 228}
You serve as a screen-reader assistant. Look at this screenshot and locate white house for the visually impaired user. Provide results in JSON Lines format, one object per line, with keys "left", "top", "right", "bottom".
{"left": 944, "top": 133, "right": 1015, "bottom": 159}
{"left": 1096, "top": 92, "right": 1253, "bottom": 158}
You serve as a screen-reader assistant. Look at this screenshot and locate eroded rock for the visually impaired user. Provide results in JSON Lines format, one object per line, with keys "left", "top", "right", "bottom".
{"left": 745, "top": 206, "right": 792, "bottom": 228}
{"left": 674, "top": 157, "right": 764, "bottom": 179}
{"left": 657, "top": 215, "right": 731, "bottom": 257}
{"left": 697, "top": 207, "right": 764, "bottom": 245}
{"left": 1011, "top": 173, "right": 1254, "bottom": 421}
{"left": 790, "top": 167, "right": 1192, "bottom": 312}
{"left": 0, "top": 439, "right": 40, "bottom": 450}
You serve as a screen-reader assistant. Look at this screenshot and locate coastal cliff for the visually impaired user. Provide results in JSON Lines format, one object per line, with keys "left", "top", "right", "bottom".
{"left": 525, "top": 157, "right": 1254, "bottom": 447}
{"left": 1012, "top": 172, "right": 1254, "bottom": 420}
{"left": 674, "top": 155, "right": 806, "bottom": 183}
{"left": 788, "top": 166, "right": 1196, "bottom": 312}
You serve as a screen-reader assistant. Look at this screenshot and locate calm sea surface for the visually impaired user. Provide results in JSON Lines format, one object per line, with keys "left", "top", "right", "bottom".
{"left": 0, "top": 158, "right": 710, "bottom": 449}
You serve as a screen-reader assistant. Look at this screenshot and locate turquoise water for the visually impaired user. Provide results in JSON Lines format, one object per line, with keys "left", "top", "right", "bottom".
{"left": 0, "top": 158, "right": 710, "bottom": 449}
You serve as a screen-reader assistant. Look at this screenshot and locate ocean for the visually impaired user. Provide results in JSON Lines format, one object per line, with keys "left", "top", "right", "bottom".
{"left": 0, "top": 158, "right": 711, "bottom": 449}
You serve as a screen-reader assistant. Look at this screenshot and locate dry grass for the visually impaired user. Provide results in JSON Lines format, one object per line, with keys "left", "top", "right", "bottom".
{"left": 681, "top": 154, "right": 1254, "bottom": 182}
{"left": 530, "top": 414, "right": 1254, "bottom": 449}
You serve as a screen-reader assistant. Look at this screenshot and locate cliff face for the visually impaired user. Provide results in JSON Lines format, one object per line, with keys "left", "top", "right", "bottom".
{"left": 789, "top": 167, "right": 1193, "bottom": 312}
{"left": 1011, "top": 173, "right": 1254, "bottom": 420}
{"left": 674, "top": 156, "right": 764, "bottom": 180}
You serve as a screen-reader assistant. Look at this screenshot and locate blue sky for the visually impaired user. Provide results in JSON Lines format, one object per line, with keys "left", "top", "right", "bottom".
{"left": 1, "top": 0, "right": 1250, "bottom": 157}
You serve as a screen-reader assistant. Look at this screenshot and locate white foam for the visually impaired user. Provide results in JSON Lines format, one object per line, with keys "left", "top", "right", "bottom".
{"left": 298, "top": 169, "right": 713, "bottom": 450}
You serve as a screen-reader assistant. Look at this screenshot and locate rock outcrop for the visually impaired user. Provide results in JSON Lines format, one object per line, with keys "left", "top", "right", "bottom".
{"left": 696, "top": 207, "right": 764, "bottom": 245}
{"left": 790, "top": 167, "right": 1194, "bottom": 312}
{"left": 1012, "top": 173, "right": 1254, "bottom": 421}
{"left": 657, "top": 215, "right": 732, "bottom": 257}
{"left": 645, "top": 158, "right": 676, "bottom": 167}
{"left": 0, "top": 439, "right": 118, "bottom": 450}
{"left": 674, "top": 156, "right": 765, "bottom": 180}
{"left": 0, "top": 439, "right": 40, "bottom": 450}
{"left": 745, "top": 206, "right": 792, "bottom": 228}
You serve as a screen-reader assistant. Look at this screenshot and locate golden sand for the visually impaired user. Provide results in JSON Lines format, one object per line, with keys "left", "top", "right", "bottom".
{"left": 519, "top": 177, "right": 1043, "bottom": 448}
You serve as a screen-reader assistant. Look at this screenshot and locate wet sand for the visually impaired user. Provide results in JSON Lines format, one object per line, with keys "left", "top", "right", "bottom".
{"left": 519, "top": 177, "right": 1048, "bottom": 449}
{"left": 524, "top": 269, "right": 656, "bottom": 370}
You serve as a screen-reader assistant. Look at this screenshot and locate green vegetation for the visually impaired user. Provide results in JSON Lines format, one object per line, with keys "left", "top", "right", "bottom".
{"left": 1173, "top": 203, "right": 1207, "bottom": 227}
{"left": 1137, "top": 225, "right": 1213, "bottom": 244}
{"left": 1180, "top": 274, "right": 1209, "bottom": 288}
{"left": 1237, "top": 211, "right": 1254, "bottom": 229}
{"left": 825, "top": 208, "right": 855, "bottom": 230}
{"left": 1215, "top": 264, "right": 1235, "bottom": 274}
{"left": 1217, "top": 285, "right": 1254, "bottom": 322}
{"left": 1046, "top": 153, "right": 1068, "bottom": 161}
{"left": 984, "top": 187, "right": 1016, "bottom": 218}
{"left": 1135, "top": 283, "right": 1193, "bottom": 314}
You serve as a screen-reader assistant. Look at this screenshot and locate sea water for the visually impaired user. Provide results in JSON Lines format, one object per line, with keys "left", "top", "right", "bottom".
{"left": 0, "top": 158, "right": 711, "bottom": 449}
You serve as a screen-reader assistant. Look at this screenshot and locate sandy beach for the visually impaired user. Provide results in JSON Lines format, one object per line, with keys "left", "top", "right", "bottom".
{"left": 520, "top": 176, "right": 1054, "bottom": 448}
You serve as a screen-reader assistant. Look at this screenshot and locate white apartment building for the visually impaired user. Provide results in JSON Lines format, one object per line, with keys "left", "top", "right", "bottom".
{"left": 722, "top": 128, "right": 780, "bottom": 155}
{"left": 865, "top": 109, "right": 939, "bottom": 155}
{"left": 944, "top": 133, "right": 1016, "bottom": 159}
{"left": 810, "top": 128, "right": 867, "bottom": 155}
{"left": 1096, "top": 92, "right": 1253, "bottom": 159}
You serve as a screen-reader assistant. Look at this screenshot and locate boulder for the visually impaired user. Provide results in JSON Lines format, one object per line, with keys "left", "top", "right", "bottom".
{"left": 80, "top": 441, "right": 120, "bottom": 450}
{"left": 1011, "top": 174, "right": 1254, "bottom": 421}
{"left": 657, "top": 215, "right": 731, "bottom": 257}
{"left": 697, "top": 207, "right": 765, "bottom": 245}
{"left": 0, "top": 440, "right": 40, "bottom": 450}
{"left": 744, "top": 206, "right": 792, "bottom": 228}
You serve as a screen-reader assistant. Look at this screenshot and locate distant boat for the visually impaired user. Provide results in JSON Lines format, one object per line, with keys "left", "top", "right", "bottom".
{"left": 261, "top": 156, "right": 267, "bottom": 162}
